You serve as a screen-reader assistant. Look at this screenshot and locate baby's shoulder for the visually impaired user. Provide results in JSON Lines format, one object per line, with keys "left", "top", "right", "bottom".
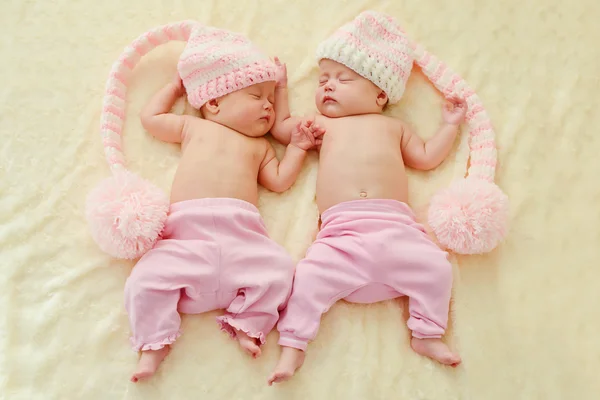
{"left": 252, "top": 135, "right": 270, "bottom": 147}
{"left": 381, "top": 114, "right": 407, "bottom": 132}
{"left": 180, "top": 115, "right": 208, "bottom": 137}
{"left": 248, "top": 136, "right": 272, "bottom": 162}
{"left": 185, "top": 115, "right": 211, "bottom": 130}
{"left": 185, "top": 116, "right": 244, "bottom": 139}
{"left": 380, "top": 113, "right": 402, "bottom": 123}
{"left": 247, "top": 135, "right": 271, "bottom": 153}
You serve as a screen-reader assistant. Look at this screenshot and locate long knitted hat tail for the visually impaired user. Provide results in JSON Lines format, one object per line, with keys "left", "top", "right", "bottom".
{"left": 411, "top": 41, "right": 509, "bottom": 255}
{"left": 413, "top": 45, "right": 497, "bottom": 183}
{"left": 101, "top": 21, "right": 195, "bottom": 174}
{"left": 87, "top": 21, "right": 195, "bottom": 260}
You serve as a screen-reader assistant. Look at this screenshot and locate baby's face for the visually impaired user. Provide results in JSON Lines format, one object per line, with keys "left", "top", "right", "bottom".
{"left": 205, "top": 81, "right": 276, "bottom": 137}
{"left": 315, "top": 59, "right": 387, "bottom": 118}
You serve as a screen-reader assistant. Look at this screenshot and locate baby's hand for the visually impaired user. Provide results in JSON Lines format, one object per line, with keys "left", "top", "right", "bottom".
{"left": 442, "top": 96, "right": 467, "bottom": 125}
{"left": 305, "top": 119, "right": 326, "bottom": 148}
{"left": 274, "top": 57, "right": 288, "bottom": 88}
{"left": 290, "top": 118, "right": 326, "bottom": 151}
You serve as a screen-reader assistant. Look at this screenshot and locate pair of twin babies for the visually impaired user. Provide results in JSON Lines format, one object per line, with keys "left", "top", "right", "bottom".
{"left": 102, "top": 11, "right": 473, "bottom": 384}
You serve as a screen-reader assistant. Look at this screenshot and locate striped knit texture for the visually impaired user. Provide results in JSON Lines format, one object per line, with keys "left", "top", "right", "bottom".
{"left": 100, "top": 21, "right": 195, "bottom": 174}
{"left": 178, "top": 26, "right": 277, "bottom": 109}
{"left": 100, "top": 21, "right": 277, "bottom": 175}
{"left": 315, "top": 11, "right": 413, "bottom": 104}
{"left": 317, "top": 11, "right": 498, "bottom": 183}
{"left": 412, "top": 45, "right": 497, "bottom": 183}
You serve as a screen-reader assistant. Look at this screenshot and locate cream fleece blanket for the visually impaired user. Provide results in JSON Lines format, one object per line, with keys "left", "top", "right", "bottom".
{"left": 2, "top": 0, "right": 599, "bottom": 399}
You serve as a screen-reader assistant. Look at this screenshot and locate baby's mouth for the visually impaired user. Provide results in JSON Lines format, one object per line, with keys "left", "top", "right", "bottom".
{"left": 323, "top": 96, "right": 337, "bottom": 104}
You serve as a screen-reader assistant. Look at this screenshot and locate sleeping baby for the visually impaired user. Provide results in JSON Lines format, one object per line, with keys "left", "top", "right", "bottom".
{"left": 267, "top": 11, "right": 468, "bottom": 384}
{"left": 101, "top": 24, "right": 323, "bottom": 382}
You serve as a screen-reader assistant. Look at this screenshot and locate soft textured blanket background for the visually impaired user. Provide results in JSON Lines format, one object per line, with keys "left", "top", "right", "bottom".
{"left": 1, "top": 0, "right": 599, "bottom": 399}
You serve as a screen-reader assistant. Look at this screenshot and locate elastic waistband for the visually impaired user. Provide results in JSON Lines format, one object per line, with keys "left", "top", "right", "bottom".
{"left": 321, "top": 199, "right": 415, "bottom": 221}
{"left": 169, "top": 198, "right": 260, "bottom": 214}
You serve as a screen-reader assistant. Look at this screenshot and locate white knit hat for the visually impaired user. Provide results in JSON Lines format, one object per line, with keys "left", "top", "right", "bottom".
{"left": 315, "top": 11, "right": 413, "bottom": 104}
{"left": 316, "top": 11, "right": 510, "bottom": 255}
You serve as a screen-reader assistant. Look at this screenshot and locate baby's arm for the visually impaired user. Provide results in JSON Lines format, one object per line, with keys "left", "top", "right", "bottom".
{"left": 400, "top": 97, "right": 467, "bottom": 170}
{"left": 258, "top": 122, "right": 321, "bottom": 192}
{"left": 258, "top": 143, "right": 307, "bottom": 193}
{"left": 270, "top": 58, "right": 304, "bottom": 145}
{"left": 140, "top": 74, "right": 189, "bottom": 143}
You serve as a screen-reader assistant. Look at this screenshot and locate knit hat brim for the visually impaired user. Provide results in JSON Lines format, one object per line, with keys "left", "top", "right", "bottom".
{"left": 183, "top": 59, "right": 277, "bottom": 108}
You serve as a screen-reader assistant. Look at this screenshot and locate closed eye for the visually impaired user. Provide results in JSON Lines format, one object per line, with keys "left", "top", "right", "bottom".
{"left": 251, "top": 94, "right": 261, "bottom": 99}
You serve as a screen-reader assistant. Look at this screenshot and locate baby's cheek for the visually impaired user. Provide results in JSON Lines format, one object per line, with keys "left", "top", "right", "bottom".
{"left": 237, "top": 101, "right": 257, "bottom": 119}
{"left": 314, "top": 90, "right": 322, "bottom": 104}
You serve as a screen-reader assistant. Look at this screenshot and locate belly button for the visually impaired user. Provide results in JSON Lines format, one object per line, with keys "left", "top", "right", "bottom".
{"left": 359, "top": 191, "right": 368, "bottom": 198}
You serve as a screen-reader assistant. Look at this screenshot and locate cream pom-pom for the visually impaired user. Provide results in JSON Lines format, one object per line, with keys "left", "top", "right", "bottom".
{"left": 86, "top": 171, "right": 169, "bottom": 259}
{"left": 428, "top": 178, "right": 509, "bottom": 255}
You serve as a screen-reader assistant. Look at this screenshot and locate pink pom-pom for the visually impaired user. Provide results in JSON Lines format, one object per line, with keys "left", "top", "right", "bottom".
{"left": 86, "top": 171, "right": 169, "bottom": 260}
{"left": 428, "top": 178, "right": 509, "bottom": 255}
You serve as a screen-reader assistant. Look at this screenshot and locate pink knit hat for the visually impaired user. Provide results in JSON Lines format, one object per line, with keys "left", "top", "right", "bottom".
{"left": 86, "top": 21, "right": 277, "bottom": 259}
{"left": 317, "top": 11, "right": 509, "bottom": 255}
{"left": 178, "top": 25, "right": 277, "bottom": 108}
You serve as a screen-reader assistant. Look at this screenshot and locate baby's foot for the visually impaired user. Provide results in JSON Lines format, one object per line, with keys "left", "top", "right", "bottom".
{"left": 130, "top": 346, "right": 171, "bottom": 383}
{"left": 411, "top": 337, "right": 461, "bottom": 367}
{"left": 236, "top": 329, "right": 261, "bottom": 358}
{"left": 267, "top": 347, "right": 305, "bottom": 386}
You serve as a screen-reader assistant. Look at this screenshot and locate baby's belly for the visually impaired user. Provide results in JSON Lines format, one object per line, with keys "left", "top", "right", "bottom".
{"left": 316, "top": 166, "right": 409, "bottom": 213}
{"left": 170, "top": 163, "right": 259, "bottom": 205}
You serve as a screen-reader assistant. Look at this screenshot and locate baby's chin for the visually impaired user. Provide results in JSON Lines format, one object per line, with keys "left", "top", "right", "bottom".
{"left": 241, "top": 124, "right": 270, "bottom": 138}
{"left": 316, "top": 102, "right": 349, "bottom": 118}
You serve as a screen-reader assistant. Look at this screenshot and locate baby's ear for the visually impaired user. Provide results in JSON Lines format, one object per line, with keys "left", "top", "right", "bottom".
{"left": 203, "top": 98, "right": 220, "bottom": 115}
{"left": 376, "top": 90, "right": 388, "bottom": 107}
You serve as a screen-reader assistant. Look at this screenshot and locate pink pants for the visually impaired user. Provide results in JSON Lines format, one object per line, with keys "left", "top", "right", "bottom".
{"left": 124, "top": 198, "right": 295, "bottom": 351}
{"left": 277, "top": 199, "right": 453, "bottom": 351}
